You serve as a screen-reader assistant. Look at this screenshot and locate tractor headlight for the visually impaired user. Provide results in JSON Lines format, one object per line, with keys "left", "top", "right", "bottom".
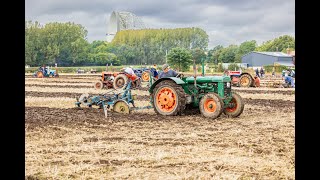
{"left": 226, "top": 82, "right": 231, "bottom": 88}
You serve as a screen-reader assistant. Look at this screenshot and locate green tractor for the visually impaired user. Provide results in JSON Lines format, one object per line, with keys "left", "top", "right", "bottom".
{"left": 149, "top": 73, "right": 244, "bottom": 119}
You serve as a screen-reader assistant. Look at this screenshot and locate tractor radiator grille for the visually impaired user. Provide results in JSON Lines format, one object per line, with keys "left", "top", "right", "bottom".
{"left": 224, "top": 83, "right": 231, "bottom": 97}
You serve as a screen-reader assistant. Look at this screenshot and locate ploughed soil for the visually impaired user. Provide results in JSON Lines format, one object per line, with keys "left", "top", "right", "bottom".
{"left": 25, "top": 75, "right": 295, "bottom": 179}
{"left": 26, "top": 91, "right": 294, "bottom": 110}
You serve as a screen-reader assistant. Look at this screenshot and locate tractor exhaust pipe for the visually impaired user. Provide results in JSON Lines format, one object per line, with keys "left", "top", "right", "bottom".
{"left": 193, "top": 59, "right": 197, "bottom": 88}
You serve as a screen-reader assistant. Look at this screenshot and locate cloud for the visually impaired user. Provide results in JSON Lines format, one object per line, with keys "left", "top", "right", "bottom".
{"left": 25, "top": 0, "right": 295, "bottom": 49}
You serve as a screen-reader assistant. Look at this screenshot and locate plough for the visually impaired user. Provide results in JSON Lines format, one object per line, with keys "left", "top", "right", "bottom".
{"left": 75, "top": 70, "right": 155, "bottom": 116}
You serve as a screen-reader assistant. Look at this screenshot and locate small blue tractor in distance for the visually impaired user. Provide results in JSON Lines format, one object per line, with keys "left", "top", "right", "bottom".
{"left": 33, "top": 66, "right": 59, "bottom": 78}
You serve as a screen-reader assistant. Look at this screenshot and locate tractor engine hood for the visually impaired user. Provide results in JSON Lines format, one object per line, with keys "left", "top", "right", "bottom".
{"left": 185, "top": 76, "right": 231, "bottom": 83}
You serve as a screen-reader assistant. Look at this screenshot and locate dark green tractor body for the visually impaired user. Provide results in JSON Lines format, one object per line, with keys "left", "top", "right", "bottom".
{"left": 149, "top": 75, "right": 244, "bottom": 119}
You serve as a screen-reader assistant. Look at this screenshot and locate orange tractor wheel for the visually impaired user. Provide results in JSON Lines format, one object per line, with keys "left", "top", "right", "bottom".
{"left": 141, "top": 71, "right": 150, "bottom": 82}
{"left": 224, "top": 92, "right": 244, "bottom": 117}
{"left": 199, "top": 93, "right": 224, "bottom": 119}
{"left": 239, "top": 74, "right": 253, "bottom": 87}
{"left": 94, "top": 81, "right": 104, "bottom": 90}
{"left": 152, "top": 80, "right": 186, "bottom": 116}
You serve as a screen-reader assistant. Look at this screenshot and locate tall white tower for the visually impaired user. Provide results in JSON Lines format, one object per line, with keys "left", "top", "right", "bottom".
{"left": 106, "top": 11, "right": 146, "bottom": 42}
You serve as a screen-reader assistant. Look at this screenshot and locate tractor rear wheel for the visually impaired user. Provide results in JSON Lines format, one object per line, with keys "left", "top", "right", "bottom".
{"left": 152, "top": 80, "right": 186, "bottom": 116}
{"left": 199, "top": 93, "right": 224, "bottom": 119}
{"left": 239, "top": 74, "right": 253, "bottom": 87}
{"left": 224, "top": 92, "right": 244, "bottom": 117}
{"left": 141, "top": 71, "right": 150, "bottom": 82}
{"left": 113, "top": 74, "right": 128, "bottom": 90}
{"left": 36, "top": 71, "right": 44, "bottom": 78}
{"left": 94, "top": 81, "right": 104, "bottom": 90}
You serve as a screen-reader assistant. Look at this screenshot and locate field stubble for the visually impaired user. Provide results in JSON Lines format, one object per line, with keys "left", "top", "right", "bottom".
{"left": 25, "top": 75, "right": 295, "bottom": 179}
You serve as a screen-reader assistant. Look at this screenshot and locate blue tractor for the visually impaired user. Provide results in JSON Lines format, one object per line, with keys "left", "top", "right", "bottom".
{"left": 33, "top": 66, "right": 59, "bottom": 78}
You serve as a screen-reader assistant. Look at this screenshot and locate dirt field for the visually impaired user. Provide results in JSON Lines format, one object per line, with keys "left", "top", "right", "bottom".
{"left": 25, "top": 74, "right": 295, "bottom": 179}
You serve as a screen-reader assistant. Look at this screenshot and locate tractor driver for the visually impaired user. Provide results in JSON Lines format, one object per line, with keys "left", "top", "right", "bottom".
{"left": 122, "top": 66, "right": 135, "bottom": 76}
{"left": 159, "top": 64, "right": 178, "bottom": 78}
{"left": 42, "top": 64, "right": 48, "bottom": 75}
{"left": 121, "top": 66, "right": 139, "bottom": 82}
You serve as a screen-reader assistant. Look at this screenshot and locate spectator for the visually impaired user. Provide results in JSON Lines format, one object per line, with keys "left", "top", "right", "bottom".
{"left": 255, "top": 68, "right": 260, "bottom": 78}
{"left": 284, "top": 71, "right": 295, "bottom": 88}
{"left": 260, "top": 67, "right": 264, "bottom": 78}
{"left": 159, "top": 64, "right": 178, "bottom": 78}
{"left": 272, "top": 67, "right": 275, "bottom": 77}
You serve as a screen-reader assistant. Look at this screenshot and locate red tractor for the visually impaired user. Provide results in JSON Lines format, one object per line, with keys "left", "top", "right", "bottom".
{"left": 225, "top": 70, "right": 260, "bottom": 87}
{"left": 94, "top": 71, "right": 141, "bottom": 90}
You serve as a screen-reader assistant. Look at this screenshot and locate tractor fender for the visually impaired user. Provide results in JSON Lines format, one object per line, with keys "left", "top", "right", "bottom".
{"left": 240, "top": 72, "right": 253, "bottom": 79}
{"left": 149, "top": 77, "right": 186, "bottom": 93}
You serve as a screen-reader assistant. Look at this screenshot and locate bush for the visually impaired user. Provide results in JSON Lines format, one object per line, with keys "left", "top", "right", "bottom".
{"left": 25, "top": 66, "right": 124, "bottom": 73}
{"left": 263, "top": 65, "right": 288, "bottom": 73}
{"left": 228, "top": 63, "right": 240, "bottom": 71}
{"left": 217, "top": 63, "right": 225, "bottom": 72}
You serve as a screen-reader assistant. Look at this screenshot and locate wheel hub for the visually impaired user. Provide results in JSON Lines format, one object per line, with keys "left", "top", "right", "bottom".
{"left": 156, "top": 88, "right": 176, "bottom": 112}
{"left": 142, "top": 73, "right": 149, "bottom": 81}
{"left": 113, "top": 101, "right": 130, "bottom": 114}
{"left": 204, "top": 99, "right": 217, "bottom": 112}
{"left": 116, "top": 79, "right": 124, "bottom": 86}
{"left": 225, "top": 98, "right": 237, "bottom": 112}
{"left": 241, "top": 77, "right": 248, "bottom": 84}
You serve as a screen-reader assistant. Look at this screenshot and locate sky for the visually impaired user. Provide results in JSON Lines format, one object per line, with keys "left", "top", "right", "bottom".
{"left": 25, "top": 0, "right": 295, "bottom": 49}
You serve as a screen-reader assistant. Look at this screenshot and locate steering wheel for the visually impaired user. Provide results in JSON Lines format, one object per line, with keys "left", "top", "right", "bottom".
{"left": 176, "top": 73, "right": 184, "bottom": 78}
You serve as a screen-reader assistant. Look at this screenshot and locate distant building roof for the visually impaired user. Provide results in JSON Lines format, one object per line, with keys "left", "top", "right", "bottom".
{"left": 253, "top": 51, "right": 292, "bottom": 57}
{"left": 241, "top": 51, "right": 294, "bottom": 58}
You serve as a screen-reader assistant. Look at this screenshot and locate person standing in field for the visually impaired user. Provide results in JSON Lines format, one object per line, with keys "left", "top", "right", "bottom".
{"left": 255, "top": 68, "right": 260, "bottom": 78}
{"left": 260, "top": 67, "right": 264, "bottom": 78}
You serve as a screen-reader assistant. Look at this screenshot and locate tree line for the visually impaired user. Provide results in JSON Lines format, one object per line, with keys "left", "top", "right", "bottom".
{"left": 25, "top": 21, "right": 294, "bottom": 68}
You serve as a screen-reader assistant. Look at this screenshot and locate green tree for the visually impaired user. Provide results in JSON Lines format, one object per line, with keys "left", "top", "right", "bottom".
{"left": 25, "top": 21, "right": 43, "bottom": 66}
{"left": 112, "top": 28, "right": 208, "bottom": 65}
{"left": 167, "top": 47, "right": 193, "bottom": 72}
{"left": 25, "top": 21, "right": 89, "bottom": 66}
{"left": 234, "top": 40, "right": 256, "bottom": 62}
{"left": 218, "top": 45, "right": 238, "bottom": 63}
{"left": 255, "top": 35, "right": 295, "bottom": 52}
{"left": 191, "top": 48, "right": 206, "bottom": 64}
{"left": 210, "top": 45, "right": 224, "bottom": 64}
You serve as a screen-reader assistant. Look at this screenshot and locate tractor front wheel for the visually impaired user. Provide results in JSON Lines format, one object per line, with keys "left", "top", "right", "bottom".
{"left": 141, "top": 71, "right": 150, "bottom": 82}
{"left": 239, "top": 74, "right": 253, "bottom": 87}
{"left": 199, "top": 93, "right": 224, "bottom": 119}
{"left": 224, "top": 92, "right": 244, "bottom": 117}
{"left": 94, "top": 81, "right": 104, "bottom": 90}
{"left": 153, "top": 80, "right": 186, "bottom": 116}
